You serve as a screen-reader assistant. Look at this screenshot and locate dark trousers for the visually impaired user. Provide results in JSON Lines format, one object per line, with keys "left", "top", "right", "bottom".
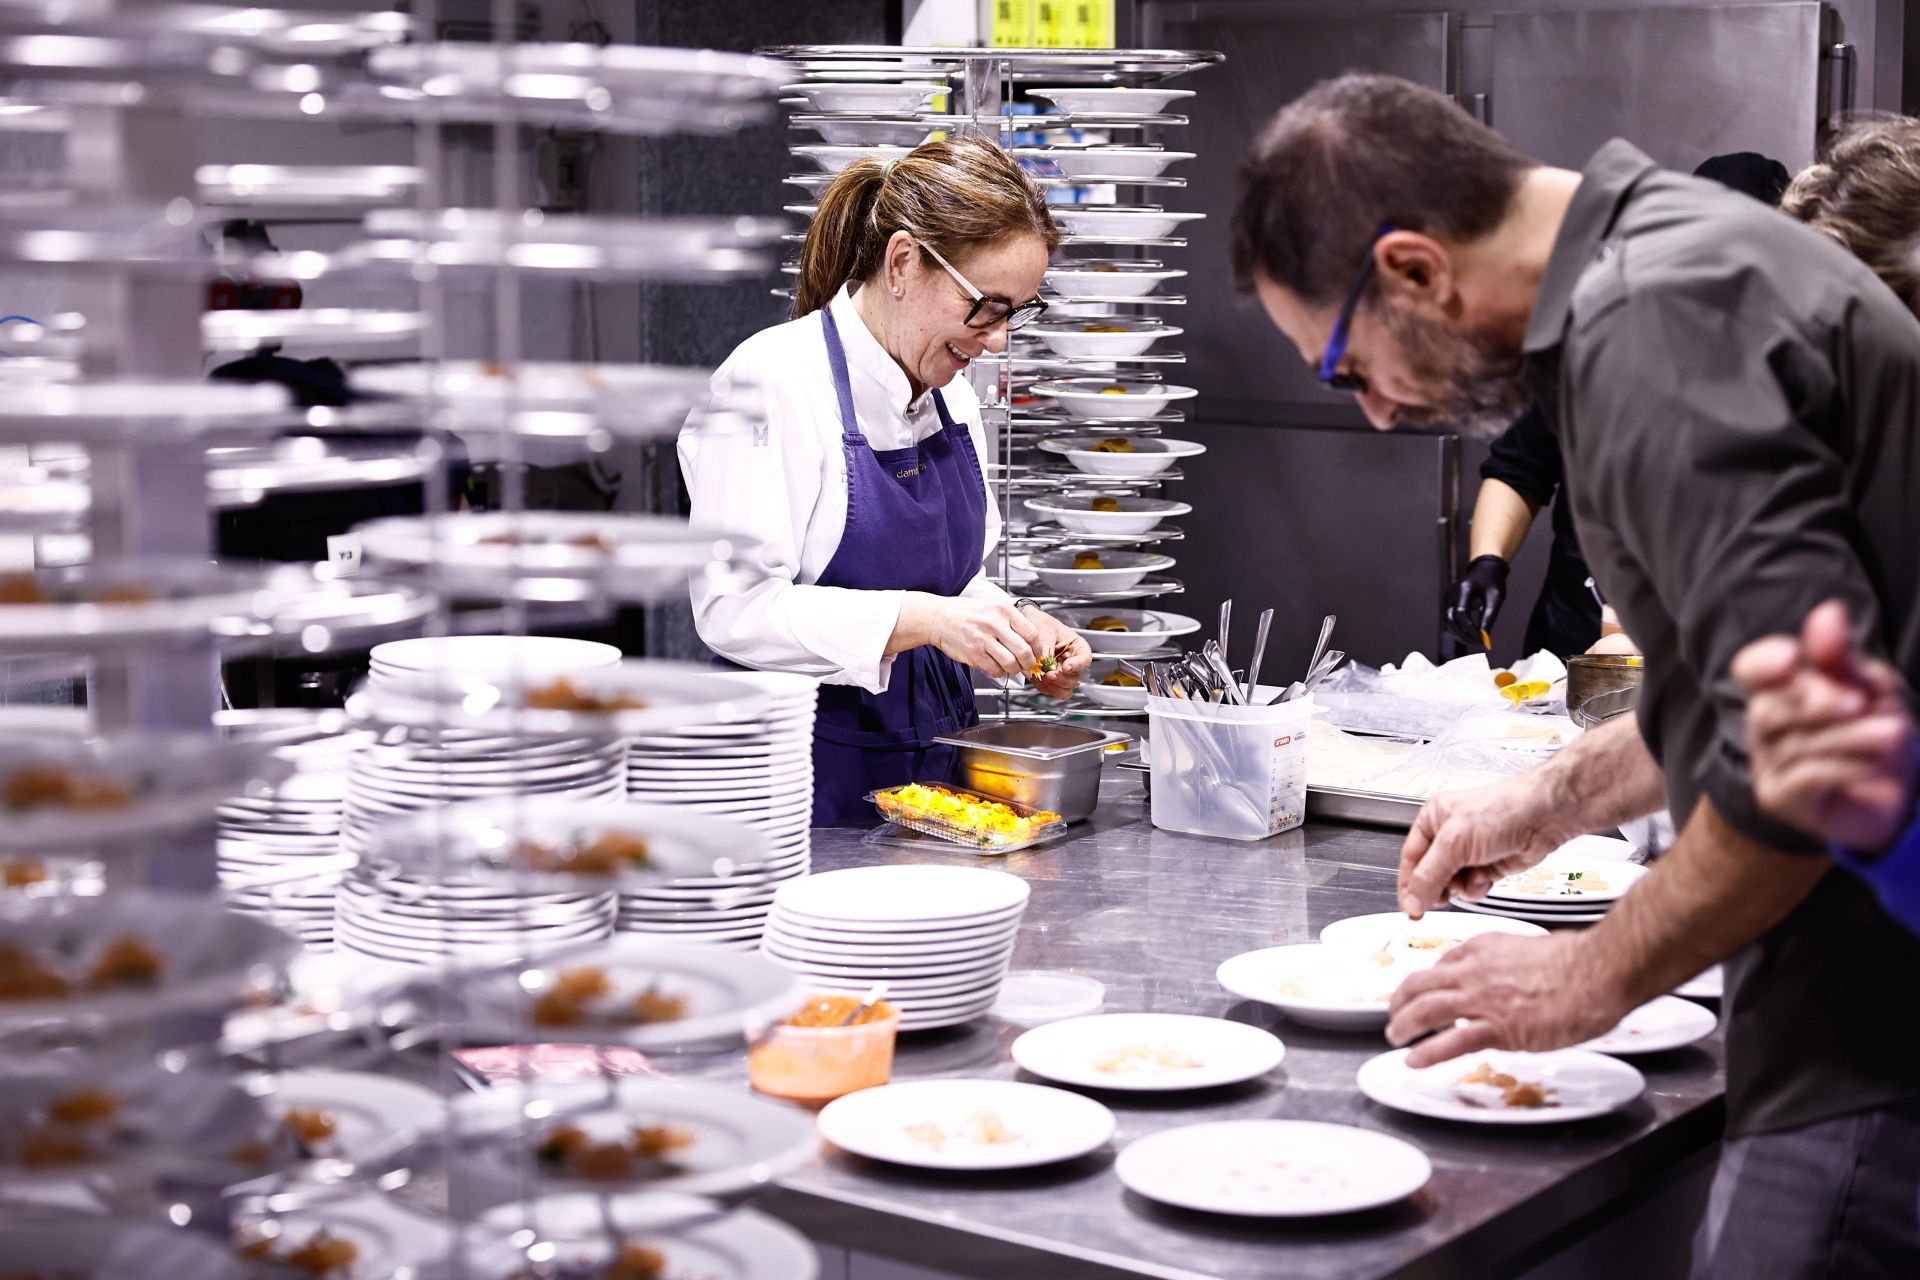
{"left": 1692, "top": 1099, "right": 1920, "bottom": 1279}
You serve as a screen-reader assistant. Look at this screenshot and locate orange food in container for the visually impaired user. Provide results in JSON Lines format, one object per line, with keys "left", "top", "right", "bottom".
{"left": 748, "top": 994, "right": 900, "bottom": 1105}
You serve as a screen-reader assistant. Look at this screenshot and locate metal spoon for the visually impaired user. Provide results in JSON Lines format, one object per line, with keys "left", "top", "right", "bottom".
{"left": 1218, "top": 600, "right": 1232, "bottom": 665}
{"left": 838, "top": 983, "right": 888, "bottom": 1027}
{"left": 1244, "top": 608, "right": 1274, "bottom": 703}
{"left": 1306, "top": 614, "right": 1336, "bottom": 684}
{"left": 1203, "top": 640, "right": 1245, "bottom": 705}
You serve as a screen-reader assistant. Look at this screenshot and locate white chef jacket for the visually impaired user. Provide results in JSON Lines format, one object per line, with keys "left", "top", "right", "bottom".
{"left": 679, "top": 284, "right": 1010, "bottom": 694}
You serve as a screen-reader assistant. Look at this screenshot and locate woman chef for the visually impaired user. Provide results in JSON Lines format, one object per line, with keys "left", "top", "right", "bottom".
{"left": 679, "top": 138, "right": 1091, "bottom": 825}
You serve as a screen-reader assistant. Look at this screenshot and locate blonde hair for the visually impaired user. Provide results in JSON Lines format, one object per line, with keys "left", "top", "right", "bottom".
{"left": 791, "top": 136, "right": 1061, "bottom": 319}
{"left": 1782, "top": 115, "right": 1920, "bottom": 313}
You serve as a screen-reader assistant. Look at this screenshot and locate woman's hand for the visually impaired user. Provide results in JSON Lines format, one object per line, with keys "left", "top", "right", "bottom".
{"left": 896, "top": 594, "right": 1042, "bottom": 678}
{"left": 1022, "top": 606, "right": 1090, "bottom": 700}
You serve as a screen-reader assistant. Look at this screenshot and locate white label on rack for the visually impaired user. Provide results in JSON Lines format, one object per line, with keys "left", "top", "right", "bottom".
{"left": 326, "top": 533, "right": 362, "bottom": 576}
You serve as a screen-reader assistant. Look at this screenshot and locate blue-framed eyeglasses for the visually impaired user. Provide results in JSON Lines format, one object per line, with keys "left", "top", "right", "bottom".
{"left": 1316, "top": 222, "right": 1393, "bottom": 392}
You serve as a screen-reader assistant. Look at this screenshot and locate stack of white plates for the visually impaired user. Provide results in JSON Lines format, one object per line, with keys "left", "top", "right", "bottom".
{"left": 1451, "top": 835, "right": 1646, "bottom": 926}
{"left": 622, "top": 670, "right": 818, "bottom": 948}
{"left": 762, "top": 866, "right": 1030, "bottom": 1031}
{"left": 334, "top": 867, "right": 614, "bottom": 965}
{"left": 218, "top": 730, "right": 372, "bottom": 951}
{"left": 368, "top": 634, "right": 624, "bottom": 690}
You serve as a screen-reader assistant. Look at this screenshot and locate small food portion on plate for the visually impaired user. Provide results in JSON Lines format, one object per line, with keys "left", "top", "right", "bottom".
{"left": 3, "top": 765, "right": 135, "bottom": 813}
{"left": 0, "top": 933, "right": 163, "bottom": 1002}
{"left": 530, "top": 966, "right": 690, "bottom": 1029}
{"left": 534, "top": 1120, "right": 697, "bottom": 1181}
{"left": 1454, "top": 1061, "right": 1557, "bottom": 1110}
{"left": 523, "top": 678, "right": 648, "bottom": 713}
{"left": 904, "top": 1110, "right": 1022, "bottom": 1153}
{"left": 515, "top": 829, "right": 653, "bottom": 877}
{"left": 238, "top": 1226, "right": 361, "bottom": 1276}
{"left": 1091, "top": 1042, "right": 1202, "bottom": 1074}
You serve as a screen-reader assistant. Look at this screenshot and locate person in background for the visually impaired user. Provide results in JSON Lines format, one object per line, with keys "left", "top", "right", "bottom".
{"left": 680, "top": 138, "right": 1089, "bottom": 826}
{"left": 1230, "top": 76, "right": 1920, "bottom": 1277}
{"left": 1445, "top": 154, "right": 1789, "bottom": 660}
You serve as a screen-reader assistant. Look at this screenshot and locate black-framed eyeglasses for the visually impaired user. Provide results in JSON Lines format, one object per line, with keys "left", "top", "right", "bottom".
{"left": 1316, "top": 222, "right": 1393, "bottom": 392}
{"left": 914, "top": 237, "right": 1049, "bottom": 332}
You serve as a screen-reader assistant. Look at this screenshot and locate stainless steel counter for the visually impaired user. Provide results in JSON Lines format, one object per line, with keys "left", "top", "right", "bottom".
{"left": 692, "top": 774, "right": 1727, "bottom": 1280}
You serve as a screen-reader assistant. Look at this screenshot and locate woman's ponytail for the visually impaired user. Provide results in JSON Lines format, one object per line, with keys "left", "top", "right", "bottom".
{"left": 791, "top": 159, "right": 888, "bottom": 318}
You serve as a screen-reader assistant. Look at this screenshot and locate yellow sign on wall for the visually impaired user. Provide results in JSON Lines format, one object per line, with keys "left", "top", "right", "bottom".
{"left": 1035, "top": 0, "right": 1115, "bottom": 48}
{"left": 990, "top": 0, "right": 1034, "bottom": 48}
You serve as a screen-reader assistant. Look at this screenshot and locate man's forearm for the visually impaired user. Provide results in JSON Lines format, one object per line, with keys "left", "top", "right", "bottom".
{"left": 1469, "top": 479, "right": 1541, "bottom": 562}
{"left": 1587, "top": 796, "right": 1829, "bottom": 1005}
{"left": 1541, "top": 716, "right": 1667, "bottom": 831}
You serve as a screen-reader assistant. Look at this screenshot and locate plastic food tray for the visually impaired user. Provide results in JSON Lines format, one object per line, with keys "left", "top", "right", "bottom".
{"left": 867, "top": 783, "right": 1068, "bottom": 852}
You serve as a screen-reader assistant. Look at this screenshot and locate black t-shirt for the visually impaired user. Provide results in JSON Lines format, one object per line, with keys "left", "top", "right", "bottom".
{"left": 1480, "top": 407, "right": 1601, "bottom": 658}
{"left": 1525, "top": 140, "right": 1920, "bottom": 1138}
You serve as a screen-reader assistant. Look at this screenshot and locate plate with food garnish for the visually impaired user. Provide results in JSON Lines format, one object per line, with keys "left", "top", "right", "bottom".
{"left": 355, "top": 512, "right": 757, "bottom": 604}
{"left": 367, "top": 797, "right": 772, "bottom": 892}
{"left": 2, "top": 734, "right": 292, "bottom": 850}
{"left": 1116, "top": 1120, "right": 1431, "bottom": 1218}
{"left": 453, "top": 1079, "right": 812, "bottom": 1201}
{"left": 1039, "top": 435, "right": 1205, "bottom": 477}
{"left": 1024, "top": 318, "right": 1181, "bottom": 359}
{"left": 817, "top": 1079, "right": 1114, "bottom": 1171}
{"left": 350, "top": 658, "right": 772, "bottom": 738}
{"left": 1216, "top": 942, "right": 1426, "bottom": 1031}
{"left": 1030, "top": 378, "right": 1197, "bottom": 421}
{"left": 234, "top": 1191, "right": 450, "bottom": 1279}
{"left": 1357, "top": 1048, "right": 1646, "bottom": 1125}
{"left": 241, "top": 1070, "right": 445, "bottom": 1181}
{"left": 2, "top": 1219, "right": 248, "bottom": 1280}
{"left": 1050, "top": 206, "right": 1205, "bottom": 242}
{"left": 1024, "top": 494, "right": 1190, "bottom": 535}
{"left": 1318, "top": 910, "right": 1547, "bottom": 950}
{"left": 0, "top": 890, "right": 296, "bottom": 1033}
{"left": 1574, "top": 995, "right": 1718, "bottom": 1057}
{"left": 1030, "top": 549, "right": 1173, "bottom": 594}
{"left": 1011, "top": 1012, "right": 1284, "bottom": 1092}
{"left": 445, "top": 936, "right": 800, "bottom": 1049}
{"left": 1049, "top": 606, "right": 1200, "bottom": 655}
{"left": 0, "top": 1060, "right": 278, "bottom": 1188}
{"left": 1045, "top": 260, "right": 1188, "bottom": 298}
{"left": 478, "top": 1194, "right": 816, "bottom": 1280}
{"left": 0, "top": 557, "right": 285, "bottom": 651}
{"left": 1484, "top": 841, "right": 1646, "bottom": 906}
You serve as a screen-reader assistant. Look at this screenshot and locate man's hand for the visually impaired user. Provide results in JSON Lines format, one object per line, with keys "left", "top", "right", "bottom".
{"left": 1734, "top": 600, "right": 1919, "bottom": 853}
{"left": 1398, "top": 773, "right": 1583, "bottom": 918}
{"left": 1444, "top": 554, "right": 1509, "bottom": 649}
{"left": 1386, "top": 933, "right": 1628, "bottom": 1066}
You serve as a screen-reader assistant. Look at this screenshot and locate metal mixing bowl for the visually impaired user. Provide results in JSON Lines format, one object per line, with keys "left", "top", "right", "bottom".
{"left": 1566, "top": 654, "right": 1644, "bottom": 728}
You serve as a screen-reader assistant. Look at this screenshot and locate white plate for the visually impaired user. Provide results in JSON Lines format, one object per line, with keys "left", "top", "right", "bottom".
{"left": 1485, "top": 839, "right": 1645, "bottom": 904}
{"left": 1319, "top": 911, "right": 1548, "bottom": 949}
{"left": 1011, "top": 1013, "right": 1284, "bottom": 1092}
{"left": 1040, "top": 436, "right": 1205, "bottom": 477}
{"left": 782, "top": 81, "right": 942, "bottom": 113}
{"left": 1046, "top": 264, "right": 1187, "bottom": 298}
{"left": 1029, "top": 549, "right": 1174, "bottom": 594}
{"left": 455, "top": 1079, "right": 813, "bottom": 1199}
{"left": 448, "top": 936, "right": 800, "bottom": 1047}
{"left": 1217, "top": 943, "right": 1441, "bottom": 1031}
{"left": 1052, "top": 208, "right": 1204, "bottom": 240}
{"left": 0, "top": 1221, "right": 245, "bottom": 1280}
{"left": 0, "top": 891, "right": 295, "bottom": 1034}
{"left": 233, "top": 1192, "right": 448, "bottom": 1278}
{"left": 1049, "top": 606, "right": 1200, "bottom": 655}
{"left": 1025, "top": 321, "right": 1181, "bottom": 360}
{"left": 370, "top": 634, "right": 621, "bottom": 677}
{"left": 1027, "top": 87, "right": 1194, "bottom": 116}
{"left": 817, "top": 1079, "right": 1112, "bottom": 1170}
{"left": 1675, "top": 965, "right": 1724, "bottom": 1001}
{"left": 477, "top": 1197, "right": 816, "bottom": 1280}
{"left": 1117, "top": 1120, "right": 1430, "bottom": 1218}
{"left": 1357, "top": 1048, "right": 1646, "bottom": 1125}
{"left": 773, "top": 865, "right": 1028, "bottom": 926}
{"left": 763, "top": 920, "right": 1015, "bottom": 959}
{"left": 793, "top": 142, "right": 913, "bottom": 173}
{"left": 254, "top": 1070, "right": 445, "bottom": 1171}
{"left": 1575, "top": 995, "right": 1717, "bottom": 1056}
{"left": 1080, "top": 662, "right": 1149, "bottom": 709}
{"left": 767, "top": 917, "right": 1015, "bottom": 951}
{"left": 1024, "top": 495, "right": 1190, "bottom": 535}
{"left": 1449, "top": 898, "right": 1608, "bottom": 926}
{"left": 351, "top": 661, "right": 771, "bottom": 739}
{"left": 1020, "top": 147, "right": 1194, "bottom": 179}
{"left": 1031, "top": 379, "right": 1197, "bottom": 421}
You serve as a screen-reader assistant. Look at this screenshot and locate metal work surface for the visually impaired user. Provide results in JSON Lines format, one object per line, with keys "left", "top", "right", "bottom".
{"left": 698, "top": 775, "right": 1728, "bottom": 1280}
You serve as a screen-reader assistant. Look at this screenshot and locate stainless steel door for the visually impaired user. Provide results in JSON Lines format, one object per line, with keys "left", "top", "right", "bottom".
{"left": 1489, "top": 3, "right": 1826, "bottom": 174}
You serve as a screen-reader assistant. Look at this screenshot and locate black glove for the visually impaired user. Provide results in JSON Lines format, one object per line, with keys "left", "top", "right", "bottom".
{"left": 1445, "top": 555, "right": 1510, "bottom": 648}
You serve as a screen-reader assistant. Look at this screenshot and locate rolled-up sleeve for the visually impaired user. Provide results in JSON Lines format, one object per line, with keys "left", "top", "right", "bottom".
{"left": 678, "top": 353, "right": 903, "bottom": 694}
{"left": 1570, "top": 288, "right": 1885, "bottom": 853}
{"left": 1480, "top": 405, "right": 1564, "bottom": 509}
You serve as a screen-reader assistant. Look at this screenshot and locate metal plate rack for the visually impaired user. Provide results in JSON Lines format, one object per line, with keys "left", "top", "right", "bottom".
{"left": 763, "top": 44, "right": 1221, "bottom": 723}
{"left": 1, "top": 1, "right": 823, "bottom": 1275}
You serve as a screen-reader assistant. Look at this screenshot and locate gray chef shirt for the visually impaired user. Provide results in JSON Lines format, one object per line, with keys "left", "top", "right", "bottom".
{"left": 1523, "top": 139, "right": 1920, "bottom": 1137}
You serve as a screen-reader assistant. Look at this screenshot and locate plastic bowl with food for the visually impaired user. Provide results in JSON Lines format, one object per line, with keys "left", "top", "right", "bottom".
{"left": 1025, "top": 147, "right": 1196, "bottom": 179}
{"left": 1027, "top": 86, "right": 1195, "bottom": 116}
{"left": 1029, "top": 549, "right": 1172, "bottom": 594}
{"left": 748, "top": 993, "right": 900, "bottom": 1105}
{"left": 1040, "top": 436, "right": 1206, "bottom": 477}
{"left": 1024, "top": 494, "right": 1189, "bottom": 536}
{"left": 1052, "top": 207, "right": 1204, "bottom": 241}
{"left": 1025, "top": 319, "right": 1180, "bottom": 360}
{"left": 1031, "top": 380, "right": 1196, "bottom": 421}
{"left": 1051, "top": 607, "right": 1201, "bottom": 655}
{"left": 1046, "top": 262, "right": 1187, "bottom": 298}
{"left": 792, "top": 143, "right": 913, "bottom": 174}
{"left": 1081, "top": 660, "right": 1149, "bottom": 709}
{"left": 780, "top": 81, "right": 943, "bottom": 114}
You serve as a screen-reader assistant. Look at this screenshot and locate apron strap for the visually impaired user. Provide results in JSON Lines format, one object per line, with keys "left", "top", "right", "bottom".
{"left": 819, "top": 306, "right": 865, "bottom": 446}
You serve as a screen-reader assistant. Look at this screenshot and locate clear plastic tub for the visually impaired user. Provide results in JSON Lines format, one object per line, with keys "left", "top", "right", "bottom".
{"left": 748, "top": 995, "right": 900, "bottom": 1105}
{"left": 867, "top": 783, "right": 1068, "bottom": 852}
{"left": 1147, "top": 695, "right": 1315, "bottom": 841}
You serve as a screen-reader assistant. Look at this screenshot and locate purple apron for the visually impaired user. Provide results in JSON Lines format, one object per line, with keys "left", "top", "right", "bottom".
{"left": 810, "top": 305, "right": 986, "bottom": 825}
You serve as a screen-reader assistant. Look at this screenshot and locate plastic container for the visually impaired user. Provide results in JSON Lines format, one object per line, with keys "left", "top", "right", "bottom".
{"left": 748, "top": 995, "right": 901, "bottom": 1105}
{"left": 1147, "top": 695, "right": 1314, "bottom": 841}
{"left": 867, "top": 783, "right": 1069, "bottom": 852}
{"left": 990, "top": 970, "right": 1106, "bottom": 1026}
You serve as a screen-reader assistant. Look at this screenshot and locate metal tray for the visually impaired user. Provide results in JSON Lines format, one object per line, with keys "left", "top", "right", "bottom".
{"left": 1305, "top": 785, "right": 1425, "bottom": 830}
{"left": 868, "top": 783, "right": 1069, "bottom": 852}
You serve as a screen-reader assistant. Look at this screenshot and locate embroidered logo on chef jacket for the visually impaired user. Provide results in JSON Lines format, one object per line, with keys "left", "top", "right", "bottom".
{"left": 895, "top": 464, "right": 923, "bottom": 479}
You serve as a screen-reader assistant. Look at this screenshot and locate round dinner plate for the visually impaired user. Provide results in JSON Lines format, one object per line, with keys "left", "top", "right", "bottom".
{"left": 1357, "top": 1048, "right": 1646, "bottom": 1125}
{"left": 761, "top": 922, "right": 1016, "bottom": 962}
{"left": 817, "top": 1079, "right": 1114, "bottom": 1171}
{"left": 0, "top": 1221, "right": 244, "bottom": 1280}
{"left": 773, "top": 866, "right": 1030, "bottom": 926}
{"left": 1485, "top": 845, "right": 1647, "bottom": 905}
{"left": 766, "top": 912, "right": 1018, "bottom": 947}
{"left": 1319, "top": 911, "right": 1548, "bottom": 949}
{"left": 232, "top": 1193, "right": 449, "bottom": 1280}
{"left": 252, "top": 1070, "right": 445, "bottom": 1171}
{"left": 1575, "top": 995, "right": 1717, "bottom": 1056}
{"left": 1115, "top": 1120, "right": 1431, "bottom": 1217}
{"left": 474, "top": 1197, "right": 816, "bottom": 1280}
{"left": 1216, "top": 943, "right": 1404, "bottom": 1031}
{"left": 1674, "top": 965, "right": 1724, "bottom": 1001}
{"left": 1449, "top": 898, "right": 1608, "bottom": 926}
{"left": 1012, "top": 1013, "right": 1285, "bottom": 1092}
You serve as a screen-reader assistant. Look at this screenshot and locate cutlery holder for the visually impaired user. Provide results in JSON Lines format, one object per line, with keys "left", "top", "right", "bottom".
{"left": 1146, "top": 696, "right": 1314, "bottom": 841}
